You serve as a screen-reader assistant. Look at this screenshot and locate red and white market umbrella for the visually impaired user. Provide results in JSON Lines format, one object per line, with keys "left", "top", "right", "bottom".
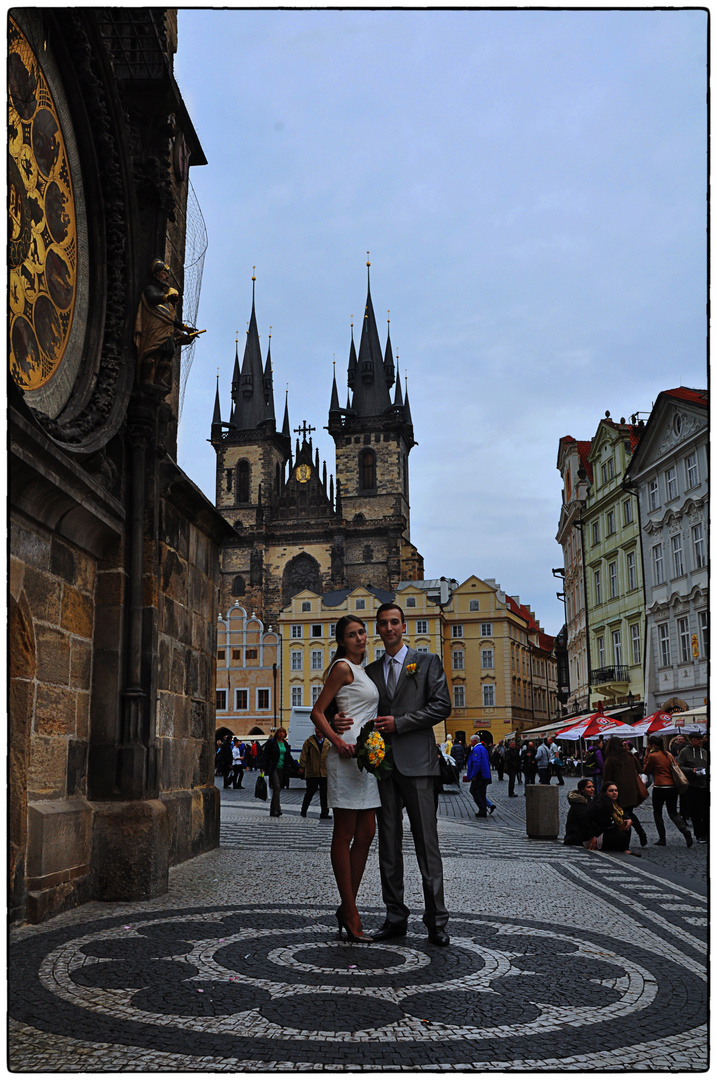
{"left": 555, "top": 713, "right": 629, "bottom": 741}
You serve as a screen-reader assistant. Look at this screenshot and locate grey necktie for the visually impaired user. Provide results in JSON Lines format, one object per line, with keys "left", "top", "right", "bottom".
{"left": 386, "top": 657, "right": 398, "bottom": 699}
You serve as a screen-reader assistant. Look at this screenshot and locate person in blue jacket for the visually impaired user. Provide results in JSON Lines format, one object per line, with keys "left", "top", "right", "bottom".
{"left": 466, "top": 736, "right": 494, "bottom": 817}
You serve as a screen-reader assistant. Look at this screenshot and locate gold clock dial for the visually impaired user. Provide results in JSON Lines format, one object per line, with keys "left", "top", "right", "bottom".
{"left": 8, "top": 17, "right": 78, "bottom": 392}
{"left": 296, "top": 464, "right": 311, "bottom": 483}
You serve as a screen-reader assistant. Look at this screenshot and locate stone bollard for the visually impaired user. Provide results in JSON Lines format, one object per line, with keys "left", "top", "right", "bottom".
{"left": 525, "top": 784, "right": 560, "bottom": 839}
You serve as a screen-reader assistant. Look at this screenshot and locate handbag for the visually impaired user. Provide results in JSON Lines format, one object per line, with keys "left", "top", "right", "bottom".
{"left": 669, "top": 755, "right": 690, "bottom": 794}
{"left": 635, "top": 773, "right": 650, "bottom": 805}
{"left": 254, "top": 772, "right": 267, "bottom": 801}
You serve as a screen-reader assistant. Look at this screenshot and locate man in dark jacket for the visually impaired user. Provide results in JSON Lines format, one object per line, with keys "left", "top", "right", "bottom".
{"left": 504, "top": 740, "right": 519, "bottom": 797}
{"left": 678, "top": 731, "right": 708, "bottom": 843}
{"left": 299, "top": 726, "right": 331, "bottom": 819}
{"left": 564, "top": 778, "right": 595, "bottom": 844}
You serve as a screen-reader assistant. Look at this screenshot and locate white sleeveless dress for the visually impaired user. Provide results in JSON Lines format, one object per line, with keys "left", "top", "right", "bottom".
{"left": 325, "top": 659, "right": 381, "bottom": 810}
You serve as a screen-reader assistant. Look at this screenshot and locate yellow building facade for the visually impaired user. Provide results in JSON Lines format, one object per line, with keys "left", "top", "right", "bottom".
{"left": 215, "top": 606, "right": 280, "bottom": 739}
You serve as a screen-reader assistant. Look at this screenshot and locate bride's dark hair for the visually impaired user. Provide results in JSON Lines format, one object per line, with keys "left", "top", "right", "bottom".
{"left": 322, "top": 615, "right": 367, "bottom": 721}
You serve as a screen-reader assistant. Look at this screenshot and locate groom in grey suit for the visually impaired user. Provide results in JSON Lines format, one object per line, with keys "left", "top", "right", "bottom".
{"left": 340, "top": 602, "right": 452, "bottom": 945}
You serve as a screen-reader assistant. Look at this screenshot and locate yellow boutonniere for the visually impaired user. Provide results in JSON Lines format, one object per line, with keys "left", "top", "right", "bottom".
{"left": 406, "top": 662, "right": 418, "bottom": 679}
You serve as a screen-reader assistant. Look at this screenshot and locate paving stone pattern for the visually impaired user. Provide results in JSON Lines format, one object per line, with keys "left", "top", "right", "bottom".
{"left": 9, "top": 776, "right": 707, "bottom": 1072}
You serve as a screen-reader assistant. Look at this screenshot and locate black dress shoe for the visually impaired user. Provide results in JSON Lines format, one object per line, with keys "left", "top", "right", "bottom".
{"left": 428, "top": 928, "right": 450, "bottom": 947}
{"left": 372, "top": 922, "right": 408, "bottom": 941}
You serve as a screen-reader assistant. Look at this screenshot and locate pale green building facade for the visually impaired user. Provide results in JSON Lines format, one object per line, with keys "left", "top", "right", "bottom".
{"left": 582, "top": 417, "right": 645, "bottom": 709}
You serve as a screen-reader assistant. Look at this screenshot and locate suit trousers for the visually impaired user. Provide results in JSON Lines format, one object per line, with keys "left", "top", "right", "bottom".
{"left": 377, "top": 770, "right": 448, "bottom": 931}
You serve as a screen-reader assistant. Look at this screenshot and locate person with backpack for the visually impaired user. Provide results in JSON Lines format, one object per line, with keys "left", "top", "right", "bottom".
{"left": 582, "top": 741, "right": 604, "bottom": 794}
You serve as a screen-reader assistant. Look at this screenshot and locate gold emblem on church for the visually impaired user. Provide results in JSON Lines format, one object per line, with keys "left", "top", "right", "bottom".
{"left": 295, "top": 464, "right": 311, "bottom": 483}
{"left": 8, "top": 18, "right": 78, "bottom": 391}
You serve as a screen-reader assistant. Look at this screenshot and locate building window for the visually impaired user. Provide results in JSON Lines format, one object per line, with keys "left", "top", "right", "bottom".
{"left": 291, "top": 686, "right": 302, "bottom": 708}
{"left": 469, "top": 599, "right": 480, "bottom": 611}
{"left": 594, "top": 569, "right": 602, "bottom": 605}
{"left": 630, "top": 623, "right": 641, "bottom": 665}
{"left": 606, "top": 510, "right": 615, "bottom": 535}
{"left": 359, "top": 448, "right": 376, "bottom": 491}
{"left": 218, "top": 649, "right": 225, "bottom": 661}
{"left": 601, "top": 459, "right": 614, "bottom": 485}
{"left": 452, "top": 649, "right": 465, "bottom": 670}
{"left": 216, "top": 690, "right": 227, "bottom": 710}
{"left": 481, "top": 649, "right": 494, "bottom": 669}
{"left": 597, "top": 636, "right": 605, "bottom": 668}
{"left": 665, "top": 465, "right": 678, "bottom": 501}
{"left": 329, "top": 623, "right": 337, "bottom": 640}
{"left": 627, "top": 551, "right": 637, "bottom": 591}
{"left": 480, "top": 622, "right": 493, "bottom": 637}
{"left": 608, "top": 561, "right": 617, "bottom": 599}
{"left": 623, "top": 499, "right": 633, "bottom": 526}
{"left": 246, "top": 649, "right": 257, "bottom": 659}
{"left": 671, "top": 534, "right": 684, "bottom": 577}
{"left": 417, "top": 646, "right": 429, "bottom": 654}
{"left": 256, "top": 689, "right": 269, "bottom": 710}
{"left": 658, "top": 624, "right": 670, "bottom": 667}
{"left": 310, "top": 624, "right": 322, "bottom": 638}
{"left": 453, "top": 685, "right": 465, "bottom": 708}
{"left": 301, "top": 601, "right": 311, "bottom": 612}
{"left": 648, "top": 479, "right": 660, "bottom": 511}
{"left": 652, "top": 543, "right": 664, "bottom": 584}
{"left": 236, "top": 689, "right": 248, "bottom": 710}
{"left": 237, "top": 460, "right": 250, "bottom": 503}
{"left": 612, "top": 629, "right": 622, "bottom": 667}
{"left": 416, "top": 619, "right": 428, "bottom": 634}
{"left": 686, "top": 452, "right": 699, "bottom": 488}
{"left": 375, "top": 647, "right": 385, "bottom": 661}
{"left": 232, "top": 648, "right": 242, "bottom": 661}
{"left": 307, "top": 684, "right": 320, "bottom": 706}
{"left": 592, "top": 521, "right": 600, "bottom": 546}
{"left": 291, "top": 625, "right": 302, "bottom": 638}
{"left": 482, "top": 683, "right": 495, "bottom": 707}
{"left": 291, "top": 650, "right": 303, "bottom": 671}
{"left": 678, "top": 617, "right": 691, "bottom": 663}
{"left": 452, "top": 625, "right": 464, "bottom": 638}
{"left": 355, "top": 598, "right": 366, "bottom": 610}
{"left": 699, "top": 610, "right": 709, "bottom": 657}
{"left": 405, "top": 596, "right": 416, "bottom": 607}
{"left": 311, "top": 650, "right": 323, "bottom": 670}
{"left": 692, "top": 523, "right": 705, "bottom": 569}
{"left": 231, "top": 575, "right": 246, "bottom": 596}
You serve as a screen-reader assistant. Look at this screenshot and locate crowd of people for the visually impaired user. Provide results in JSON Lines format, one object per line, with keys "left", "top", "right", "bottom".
{"left": 217, "top": 698, "right": 707, "bottom": 899}
{"left": 564, "top": 731, "right": 708, "bottom": 853}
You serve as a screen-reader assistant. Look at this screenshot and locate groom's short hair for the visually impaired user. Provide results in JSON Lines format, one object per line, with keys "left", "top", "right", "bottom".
{"left": 376, "top": 602, "right": 405, "bottom": 623}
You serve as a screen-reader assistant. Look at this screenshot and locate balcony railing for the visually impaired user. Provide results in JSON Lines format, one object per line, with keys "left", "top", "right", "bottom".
{"left": 592, "top": 665, "right": 629, "bottom": 685}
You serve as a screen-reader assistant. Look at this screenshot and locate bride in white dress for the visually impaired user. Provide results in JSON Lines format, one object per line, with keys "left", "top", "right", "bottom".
{"left": 311, "top": 615, "right": 380, "bottom": 944}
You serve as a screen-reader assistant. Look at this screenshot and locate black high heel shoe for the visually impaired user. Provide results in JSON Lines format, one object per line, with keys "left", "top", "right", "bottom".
{"left": 336, "top": 908, "right": 373, "bottom": 944}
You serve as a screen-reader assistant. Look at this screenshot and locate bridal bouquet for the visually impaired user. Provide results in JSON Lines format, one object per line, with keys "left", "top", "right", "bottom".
{"left": 355, "top": 720, "right": 393, "bottom": 780}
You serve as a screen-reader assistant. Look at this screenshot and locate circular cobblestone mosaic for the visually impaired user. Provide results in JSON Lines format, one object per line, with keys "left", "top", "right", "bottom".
{"left": 9, "top": 904, "right": 706, "bottom": 1067}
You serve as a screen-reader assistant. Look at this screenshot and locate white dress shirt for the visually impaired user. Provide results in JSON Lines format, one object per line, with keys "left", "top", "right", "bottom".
{"left": 383, "top": 643, "right": 408, "bottom": 687}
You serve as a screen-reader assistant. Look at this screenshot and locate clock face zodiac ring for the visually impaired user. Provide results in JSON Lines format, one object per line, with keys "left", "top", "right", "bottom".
{"left": 296, "top": 464, "right": 311, "bottom": 483}
{"left": 8, "top": 18, "right": 78, "bottom": 393}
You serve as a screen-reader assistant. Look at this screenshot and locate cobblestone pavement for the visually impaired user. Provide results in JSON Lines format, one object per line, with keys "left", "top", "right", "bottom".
{"left": 9, "top": 776, "right": 708, "bottom": 1072}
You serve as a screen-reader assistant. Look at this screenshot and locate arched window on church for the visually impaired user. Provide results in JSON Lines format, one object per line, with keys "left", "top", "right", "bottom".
{"left": 359, "top": 448, "right": 376, "bottom": 492}
{"left": 237, "top": 460, "right": 250, "bottom": 503}
{"left": 232, "top": 575, "right": 246, "bottom": 596}
{"left": 282, "top": 553, "right": 321, "bottom": 609}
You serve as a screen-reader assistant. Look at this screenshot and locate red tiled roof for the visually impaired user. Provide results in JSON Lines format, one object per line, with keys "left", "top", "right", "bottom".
{"left": 577, "top": 440, "right": 593, "bottom": 481}
{"left": 661, "top": 387, "right": 708, "bottom": 406}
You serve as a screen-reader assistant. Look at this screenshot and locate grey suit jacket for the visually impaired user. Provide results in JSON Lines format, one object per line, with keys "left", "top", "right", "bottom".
{"left": 366, "top": 648, "right": 451, "bottom": 777}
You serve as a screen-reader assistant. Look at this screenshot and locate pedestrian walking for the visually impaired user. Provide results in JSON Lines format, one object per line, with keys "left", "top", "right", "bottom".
{"left": 466, "top": 736, "right": 492, "bottom": 817}
{"left": 535, "top": 740, "right": 551, "bottom": 784}
{"left": 217, "top": 735, "right": 233, "bottom": 788}
{"left": 549, "top": 740, "right": 565, "bottom": 785}
{"left": 451, "top": 740, "right": 466, "bottom": 774}
{"left": 492, "top": 740, "right": 505, "bottom": 781}
{"left": 643, "top": 736, "right": 693, "bottom": 847}
{"left": 299, "top": 726, "right": 331, "bottom": 819}
{"left": 677, "top": 731, "right": 708, "bottom": 843}
{"left": 264, "top": 727, "right": 295, "bottom": 817}
{"left": 231, "top": 737, "right": 245, "bottom": 788}
{"left": 522, "top": 741, "right": 538, "bottom": 786}
{"left": 505, "top": 740, "right": 519, "bottom": 797}
{"left": 582, "top": 741, "right": 604, "bottom": 793}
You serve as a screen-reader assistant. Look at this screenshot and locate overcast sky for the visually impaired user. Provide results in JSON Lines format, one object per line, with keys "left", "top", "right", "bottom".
{"left": 174, "top": 7, "right": 707, "bottom": 636}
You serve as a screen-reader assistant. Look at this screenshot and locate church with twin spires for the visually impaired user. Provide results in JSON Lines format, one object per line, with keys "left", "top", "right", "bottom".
{"left": 210, "top": 267, "right": 425, "bottom": 627}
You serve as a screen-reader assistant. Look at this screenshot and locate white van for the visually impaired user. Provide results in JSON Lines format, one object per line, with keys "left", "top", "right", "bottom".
{"left": 287, "top": 706, "right": 316, "bottom": 753}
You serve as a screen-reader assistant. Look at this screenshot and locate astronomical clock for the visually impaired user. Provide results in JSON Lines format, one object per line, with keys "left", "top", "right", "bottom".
{"left": 8, "top": 15, "right": 88, "bottom": 421}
